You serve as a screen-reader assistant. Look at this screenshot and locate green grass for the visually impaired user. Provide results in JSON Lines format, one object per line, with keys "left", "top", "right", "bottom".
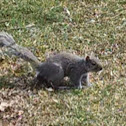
{"left": 0, "top": 0, "right": 126, "bottom": 125}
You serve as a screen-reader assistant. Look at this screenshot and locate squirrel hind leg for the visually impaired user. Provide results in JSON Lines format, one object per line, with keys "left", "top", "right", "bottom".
{"left": 36, "top": 62, "right": 64, "bottom": 89}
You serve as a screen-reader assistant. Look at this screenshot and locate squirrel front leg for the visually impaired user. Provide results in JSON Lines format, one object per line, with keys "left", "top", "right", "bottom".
{"left": 69, "top": 72, "right": 83, "bottom": 89}
{"left": 81, "top": 73, "right": 92, "bottom": 87}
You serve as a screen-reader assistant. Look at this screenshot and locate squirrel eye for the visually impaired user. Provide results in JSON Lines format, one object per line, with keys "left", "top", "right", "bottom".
{"left": 91, "top": 61, "right": 96, "bottom": 65}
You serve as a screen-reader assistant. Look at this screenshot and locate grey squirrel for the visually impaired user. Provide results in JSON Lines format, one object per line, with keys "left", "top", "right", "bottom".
{"left": 0, "top": 32, "right": 102, "bottom": 89}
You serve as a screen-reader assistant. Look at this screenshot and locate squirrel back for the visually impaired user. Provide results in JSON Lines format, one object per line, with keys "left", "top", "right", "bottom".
{"left": 46, "top": 52, "right": 102, "bottom": 76}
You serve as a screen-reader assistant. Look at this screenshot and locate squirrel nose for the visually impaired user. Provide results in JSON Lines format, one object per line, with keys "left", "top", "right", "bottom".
{"left": 100, "top": 67, "right": 102, "bottom": 71}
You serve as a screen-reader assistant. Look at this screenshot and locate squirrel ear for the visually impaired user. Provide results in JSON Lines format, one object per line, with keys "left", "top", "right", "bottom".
{"left": 91, "top": 52, "right": 95, "bottom": 58}
{"left": 86, "top": 56, "right": 90, "bottom": 61}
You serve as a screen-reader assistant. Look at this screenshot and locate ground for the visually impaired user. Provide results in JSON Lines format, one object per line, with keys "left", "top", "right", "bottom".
{"left": 0, "top": 0, "right": 126, "bottom": 126}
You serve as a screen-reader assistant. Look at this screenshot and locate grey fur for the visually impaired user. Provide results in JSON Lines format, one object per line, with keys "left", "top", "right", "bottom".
{"left": 0, "top": 32, "right": 15, "bottom": 47}
{"left": 0, "top": 32, "right": 41, "bottom": 69}
{"left": 38, "top": 52, "right": 102, "bottom": 89}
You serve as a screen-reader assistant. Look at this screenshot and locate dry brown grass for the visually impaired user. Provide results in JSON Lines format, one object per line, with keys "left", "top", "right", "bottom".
{"left": 0, "top": 0, "right": 126, "bottom": 125}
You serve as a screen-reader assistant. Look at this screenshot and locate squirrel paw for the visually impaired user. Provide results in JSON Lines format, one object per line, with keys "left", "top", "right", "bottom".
{"left": 75, "top": 85, "right": 83, "bottom": 89}
{"left": 87, "top": 83, "right": 92, "bottom": 87}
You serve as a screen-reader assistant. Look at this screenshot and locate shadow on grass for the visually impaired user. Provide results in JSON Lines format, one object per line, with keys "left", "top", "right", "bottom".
{"left": 0, "top": 76, "right": 15, "bottom": 89}
{"left": 0, "top": 72, "right": 85, "bottom": 96}
{"left": 0, "top": 73, "right": 35, "bottom": 90}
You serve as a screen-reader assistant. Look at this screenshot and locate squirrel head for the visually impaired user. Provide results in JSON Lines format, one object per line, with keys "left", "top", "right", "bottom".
{"left": 85, "top": 55, "right": 102, "bottom": 72}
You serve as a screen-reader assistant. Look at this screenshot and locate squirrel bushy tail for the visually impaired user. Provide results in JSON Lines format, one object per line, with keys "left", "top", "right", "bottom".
{"left": 0, "top": 32, "right": 41, "bottom": 69}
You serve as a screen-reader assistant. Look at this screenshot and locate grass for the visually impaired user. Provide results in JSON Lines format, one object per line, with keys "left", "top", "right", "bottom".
{"left": 0, "top": 0, "right": 126, "bottom": 125}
